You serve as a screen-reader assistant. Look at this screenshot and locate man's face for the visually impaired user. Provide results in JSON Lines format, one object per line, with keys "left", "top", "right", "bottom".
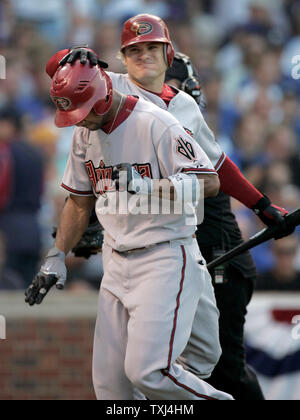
{"left": 123, "top": 42, "right": 167, "bottom": 85}
{"left": 76, "top": 109, "right": 104, "bottom": 131}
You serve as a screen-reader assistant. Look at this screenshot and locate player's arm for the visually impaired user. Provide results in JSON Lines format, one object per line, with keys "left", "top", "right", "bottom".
{"left": 112, "top": 164, "right": 219, "bottom": 200}
{"left": 55, "top": 194, "right": 96, "bottom": 254}
{"left": 149, "top": 174, "right": 219, "bottom": 200}
{"left": 195, "top": 174, "right": 219, "bottom": 198}
{"left": 190, "top": 103, "right": 288, "bottom": 225}
{"left": 217, "top": 156, "right": 288, "bottom": 225}
{"left": 194, "top": 107, "right": 288, "bottom": 224}
{"left": 25, "top": 194, "right": 95, "bottom": 306}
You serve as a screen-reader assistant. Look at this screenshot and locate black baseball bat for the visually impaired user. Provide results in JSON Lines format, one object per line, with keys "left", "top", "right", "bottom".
{"left": 207, "top": 208, "right": 300, "bottom": 271}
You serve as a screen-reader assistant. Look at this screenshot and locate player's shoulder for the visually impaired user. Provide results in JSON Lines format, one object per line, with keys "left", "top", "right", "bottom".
{"left": 107, "top": 71, "right": 129, "bottom": 87}
{"left": 170, "top": 88, "right": 205, "bottom": 126}
{"left": 134, "top": 97, "right": 181, "bottom": 128}
{"left": 72, "top": 126, "right": 90, "bottom": 149}
{"left": 173, "top": 89, "right": 203, "bottom": 113}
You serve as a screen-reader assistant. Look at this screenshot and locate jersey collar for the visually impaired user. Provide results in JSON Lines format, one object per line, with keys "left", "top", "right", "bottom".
{"left": 101, "top": 96, "right": 139, "bottom": 134}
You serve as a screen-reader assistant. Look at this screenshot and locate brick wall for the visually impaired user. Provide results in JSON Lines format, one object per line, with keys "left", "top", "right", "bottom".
{"left": 0, "top": 292, "right": 98, "bottom": 400}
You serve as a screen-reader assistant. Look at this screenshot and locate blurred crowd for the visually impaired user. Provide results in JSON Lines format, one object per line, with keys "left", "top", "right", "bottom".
{"left": 0, "top": 0, "right": 300, "bottom": 292}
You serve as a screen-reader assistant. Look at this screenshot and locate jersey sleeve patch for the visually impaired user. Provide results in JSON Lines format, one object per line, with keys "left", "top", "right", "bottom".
{"left": 175, "top": 136, "right": 196, "bottom": 161}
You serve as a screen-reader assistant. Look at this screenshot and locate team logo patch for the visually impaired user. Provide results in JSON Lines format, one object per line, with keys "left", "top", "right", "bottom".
{"left": 131, "top": 22, "right": 153, "bottom": 36}
{"left": 176, "top": 136, "right": 196, "bottom": 161}
{"left": 52, "top": 96, "right": 72, "bottom": 111}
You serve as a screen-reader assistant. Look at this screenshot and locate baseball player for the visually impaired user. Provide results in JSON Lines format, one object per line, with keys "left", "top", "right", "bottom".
{"left": 26, "top": 60, "right": 234, "bottom": 400}
{"left": 45, "top": 14, "right": 289, "bottom": 400}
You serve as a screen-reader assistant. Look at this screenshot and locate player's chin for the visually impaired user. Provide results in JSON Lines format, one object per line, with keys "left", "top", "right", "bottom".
{"left": 137, "top": 70, "right": 160, "bottom": 83}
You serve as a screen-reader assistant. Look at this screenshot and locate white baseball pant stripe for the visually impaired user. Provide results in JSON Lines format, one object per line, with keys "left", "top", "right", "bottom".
{"left": 160, "top": 246, "right": 219, "bottom": 400}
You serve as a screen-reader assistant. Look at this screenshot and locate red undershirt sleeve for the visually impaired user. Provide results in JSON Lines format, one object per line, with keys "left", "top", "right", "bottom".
{"left": 217, "top": 156, "right": 263, "bottom": 209}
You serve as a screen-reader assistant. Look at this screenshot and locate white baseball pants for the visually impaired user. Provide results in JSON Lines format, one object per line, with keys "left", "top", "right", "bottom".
{"left": 93, "top": 239, "right": 233, "bottom": 400}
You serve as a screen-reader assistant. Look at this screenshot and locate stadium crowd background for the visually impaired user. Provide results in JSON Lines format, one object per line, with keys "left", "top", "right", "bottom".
{"left": 0, "top": 0, "right": 300, "bottom": 292}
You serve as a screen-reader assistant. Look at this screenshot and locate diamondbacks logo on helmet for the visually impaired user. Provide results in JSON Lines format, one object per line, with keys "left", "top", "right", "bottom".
{"left": 131, "top": 22, "right": 153, "bottom": 36}
{"left": 52, "top": 97, "right": 72, "bottom": 111}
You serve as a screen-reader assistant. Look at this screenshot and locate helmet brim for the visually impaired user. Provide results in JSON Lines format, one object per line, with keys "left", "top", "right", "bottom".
{"left": 54, "top": 99, "right": 94, "bottom": 128}
{"left": 121, "top": 38, "right": 167, "bottom": 52}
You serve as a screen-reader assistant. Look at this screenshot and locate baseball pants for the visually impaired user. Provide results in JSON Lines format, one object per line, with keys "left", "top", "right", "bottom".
{"left": 93, "top": 239, "right": 233, "bottom": 400}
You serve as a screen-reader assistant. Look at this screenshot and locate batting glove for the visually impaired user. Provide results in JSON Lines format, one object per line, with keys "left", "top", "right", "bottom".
{"left": 59, "top": 46, "right": 108, "bottom": 68}
{"left": 252, "top": 194, "right": 288, "bottom": 226}
{"left": 112, "top": 163, "right": 153, "bottom": 195}
{"left": 252, "top": 194, "right": 294, "bottom": 239}
{"left": 25, "top": 248, "right": 67, "bottom": 306}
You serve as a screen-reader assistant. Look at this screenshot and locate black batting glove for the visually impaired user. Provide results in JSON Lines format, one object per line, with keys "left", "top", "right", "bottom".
{"left": 112, "top": 163, "right": 153, "bottom": 195}
{"left": 25, "top": 274, "right": 59, "bottom": 306}
{"left": 252, "top": 194, "right": 288, "bottom": 226}
{"left": 59, "top": 46, "right": 108, "bottom": 68}
{"left": 25, "top": 248, "right": 67, "bottom": 306}
{"left": 252, "top": 194, "right": 294, "bottom": 240}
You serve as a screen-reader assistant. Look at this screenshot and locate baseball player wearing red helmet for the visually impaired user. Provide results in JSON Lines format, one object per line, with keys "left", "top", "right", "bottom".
{"left": 120, "top": 14, "right": 175, "bottom": 67}
{"left": 26, "top": 59, "right": 234, "bottom": 400}
{"left": 43, "top": 13, "right": 288, "bottom": 400}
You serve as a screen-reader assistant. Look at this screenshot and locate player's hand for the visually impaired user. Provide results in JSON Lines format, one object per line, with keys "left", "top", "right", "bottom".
{"left": 25, "top": 248, "right": 67, "bottom": 306}
{"left": 59, "top": 46, "right": 108, "bottom": 68}
{"left": 112, "top": 163, "right": 153, "bottom": 195}
{"left": 252, "top": 194, "right": 294, "bottom": 239}
{"left": 252, "top": 194, "right": 288, "bottom": 226}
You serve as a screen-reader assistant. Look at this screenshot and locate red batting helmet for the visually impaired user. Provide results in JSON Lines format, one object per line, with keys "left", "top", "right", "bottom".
{"left": 50, "top": 61, "right": 113, "bottom": 128}
{"left": 121, "top": 14, "right": 175, "bottom": 67}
